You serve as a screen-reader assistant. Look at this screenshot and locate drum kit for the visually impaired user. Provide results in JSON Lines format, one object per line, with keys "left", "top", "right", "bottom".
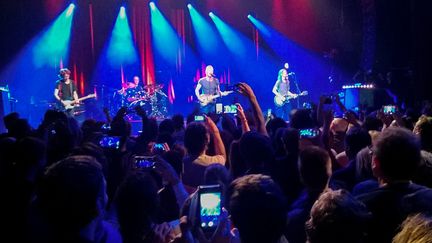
{"left": 111, "top": 83, "right": 168, "bottom": 120}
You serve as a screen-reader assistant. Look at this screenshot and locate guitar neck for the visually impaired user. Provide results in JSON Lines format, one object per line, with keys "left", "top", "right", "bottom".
{"left": 77, "top": 95, "right": 94, "bottom": 102}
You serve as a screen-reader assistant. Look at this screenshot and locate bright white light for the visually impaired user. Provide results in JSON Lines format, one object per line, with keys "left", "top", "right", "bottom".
{"left": 66, "top": 3, "right": 75, "bottom": 17}
{"left": 149, "top": 2, "right": 156, "bottom": 10}
{"left": 119, "top": 6, "right": 126, "bottom": 18}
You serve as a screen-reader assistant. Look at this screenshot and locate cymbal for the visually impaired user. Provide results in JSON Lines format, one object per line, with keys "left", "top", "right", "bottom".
{"left": 144, "top": 83, "right": 163, "bottom": 89}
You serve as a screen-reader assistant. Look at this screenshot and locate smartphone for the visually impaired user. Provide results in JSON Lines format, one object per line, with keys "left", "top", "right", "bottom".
{"left": 216, "top": 103, "right": 223, "bottom": 114}
{"left": 198, "top": 185, "right": 222, "bottom": 231}
{"left": 223, "top": 104, "right": 237, "bottom": 114}
{"left": 99, "top": 136, "right": 121, "bottom": 149}
{"left": 134, "top": 155, "right": 156, "bottom": 169}
{"left": 153, "top": 143, "right": 166, "bottom": 153}
{"left": 299, "top": 128, "right": 319, "bottom": 139}
{"left": 383, "top": 105, "right": 396, "bottom": 115}
{"left": 194, "top": 115, "right": 205, "bottom": 122}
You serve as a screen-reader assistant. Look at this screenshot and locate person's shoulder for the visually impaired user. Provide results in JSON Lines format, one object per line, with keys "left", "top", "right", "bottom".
{"left": 355, "top": 183, "right": 384, "bottom": 202}
{"left": 198, "top": 77, "right": 206, "bottom": 83}
{"left": 401, "top": 186, "right": 432, "bottom": 213}
{"left": 195, "top": 154, "right": 225, "bottom": 166}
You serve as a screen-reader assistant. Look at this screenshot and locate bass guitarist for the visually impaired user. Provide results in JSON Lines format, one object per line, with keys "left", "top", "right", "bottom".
{"left": 54, "top": 68, "right": 79, "bottom": 115}
{"left": 195, "top": 65, "right": 222, "bottom": 114}
{"left": 272, "top": 68, "right": 300, "bottom": 121}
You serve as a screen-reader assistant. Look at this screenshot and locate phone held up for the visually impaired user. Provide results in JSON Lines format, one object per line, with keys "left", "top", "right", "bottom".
{"left": 299, "top": 128, "right": 320, "bottom": 139}
{"left": 383, "top": 105, "right": 397, "bottom": 115}
{"left": 194, "top": 115, "right": 205, "bottom": 122}
{"left": 198, "top": 184, "right": 223, "bottom": 232}
{"left": 216, "top": 103, "right": 237, "bottom": 114}
{"left": 134, "top": 155, "right": 156, "bottom": 169}
{"left": 99, "top": 135, "right": 121, "bottom": 149}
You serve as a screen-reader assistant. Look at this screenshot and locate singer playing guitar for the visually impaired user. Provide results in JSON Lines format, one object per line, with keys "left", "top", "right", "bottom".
{"left": 54, "top": 68, "right": 79, "bottom": 113}
{"left": 195, "top": 65, "right": 224, "bottom": 114}
{"left": 272, "top": 68, "right": 305, "bottom": 121}
{"left": 54, "top": 68, "right": 96, "bottom": 116}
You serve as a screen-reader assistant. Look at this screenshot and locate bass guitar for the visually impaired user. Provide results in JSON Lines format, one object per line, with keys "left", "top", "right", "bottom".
{"left": 61, "top": 93, "right": 97, "bottom": 110}
{"left": 274, "top": 91, "right": 308, "bottom": 107}
{"left": 199, "top": 91, "right": 233, "bottom": 107}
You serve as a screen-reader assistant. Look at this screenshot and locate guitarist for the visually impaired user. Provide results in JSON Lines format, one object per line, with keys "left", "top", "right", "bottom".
{"left": 272, "top": 68, "right": 298, "bottom": 121}
{"left": 195, "top": 65, "right": 221, "bottom": 114}
{"left": 54, "top": 68, "right": 79, "bottom": 115}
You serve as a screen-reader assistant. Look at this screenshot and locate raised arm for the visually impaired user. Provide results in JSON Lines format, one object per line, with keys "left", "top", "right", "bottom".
{"left": 237, "top": 82, "right": 268, "bottom": 137}
{"left": 205, "top": 115, "right": 227, "bottom": 163}
{"left": 236, "top": 103, "right": 250, "bottom": 134}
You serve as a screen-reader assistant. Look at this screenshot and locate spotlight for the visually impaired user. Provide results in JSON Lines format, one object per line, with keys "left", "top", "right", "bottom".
{"left": 149, "top": 2, "right": 156, "bottom": 10}
{"left": 66, "top": 3, "right": 75, "bottom": 17}
{"left": 187, "top": 4, "right": 192, "bottom": 9}
{"left": 247, "top": 14, "right": 252, "bottom": 19}
{"left": 209, "top": 12, "right": 214, "bottom": 17}
{"left": 119, "top": 6, "right": 126, "bottom": 18}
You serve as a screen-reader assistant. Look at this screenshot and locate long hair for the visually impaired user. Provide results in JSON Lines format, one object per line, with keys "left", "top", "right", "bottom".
{"left": 277, "top": 69, "right": 287, "bottom": 82}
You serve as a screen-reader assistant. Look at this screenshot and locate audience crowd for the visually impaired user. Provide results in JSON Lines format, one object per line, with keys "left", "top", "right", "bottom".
{"left": 1, "top": 82, "right": 432, "bottom": 243}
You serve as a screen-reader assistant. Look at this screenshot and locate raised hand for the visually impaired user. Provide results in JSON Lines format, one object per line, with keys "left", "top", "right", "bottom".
{"left": 237, "top": 82, "right": 256, "bottom": 101}
{"left": 235, "top": 103, "right": 246, "bottom": 121}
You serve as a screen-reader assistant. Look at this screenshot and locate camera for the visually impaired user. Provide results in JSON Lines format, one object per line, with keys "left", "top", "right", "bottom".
{"left": 134, "top": 155, "right": 156, "bottom": 169}
{"left": 99, "top": 135, "right": 121, "bottom": 149}
{"left": 383, "top": 105, "right": 396, "bottom": 115}
{"left": 194, "top": 115, "right": 205, "bottom": 122}
{"left": 198, "top": 184, "right": 222, "bottom": 231}
{"left": 299, "top": 128, "right": 320, "bottom": 139}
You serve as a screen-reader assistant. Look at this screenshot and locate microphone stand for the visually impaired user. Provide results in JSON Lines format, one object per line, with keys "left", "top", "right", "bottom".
{"left": 291, "top": 73, "right": 301, "bottom": 108}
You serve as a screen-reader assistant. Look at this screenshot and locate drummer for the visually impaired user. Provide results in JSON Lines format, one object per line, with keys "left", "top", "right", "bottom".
{"left": 125, "top": 76, "right": 145, "bottom": 102}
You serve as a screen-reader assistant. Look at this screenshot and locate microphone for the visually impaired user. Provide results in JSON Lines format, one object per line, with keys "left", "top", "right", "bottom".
{"left": 209, "top": 73, "right": 216, "bottom": 78}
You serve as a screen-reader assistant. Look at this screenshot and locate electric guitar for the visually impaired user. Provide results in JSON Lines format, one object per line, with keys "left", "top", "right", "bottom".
{"left": 199, "top": 91, "right": 233, "bottom": 107}
{"left": 274, "top": 91, "right": 308, "bottom": 107}
{"left": 61, "top": 93, "right": 97, "bottom": 110}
